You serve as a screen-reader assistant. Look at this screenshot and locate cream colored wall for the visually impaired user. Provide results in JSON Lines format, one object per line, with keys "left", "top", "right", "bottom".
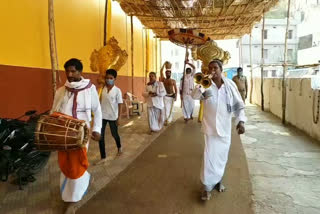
{"left": 251, "top": 78, "right": 320, "bottom": 141}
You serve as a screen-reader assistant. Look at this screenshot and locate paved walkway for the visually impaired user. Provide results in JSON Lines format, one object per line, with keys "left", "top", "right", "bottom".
{"left": 0, "top": 105, "right": 183, "bottom": 214}
{"left": 242, "top": 105, "right": 320, "bottom": 214}
{"left": 78, "top": 118, "right": 253, "bottom": 214}
{"left": 2, "top": 103, "right": 320, "bottom": 214}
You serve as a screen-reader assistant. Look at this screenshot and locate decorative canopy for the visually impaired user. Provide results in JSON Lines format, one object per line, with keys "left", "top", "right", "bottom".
{"left": 168, "top": 28, "right": 210, "bottom": 47}
{"left": 116, "top": 0, "right": 279, "bottom": 40}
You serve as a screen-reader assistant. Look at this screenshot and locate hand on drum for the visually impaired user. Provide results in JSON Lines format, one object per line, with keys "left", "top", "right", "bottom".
{"left": 91, "top": 131, "right": 101, "bottom": 141}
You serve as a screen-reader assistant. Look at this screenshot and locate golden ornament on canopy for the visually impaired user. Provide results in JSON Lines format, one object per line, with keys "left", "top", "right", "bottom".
{"left": 192, "top": 40, "right": 230, "bottom": 74}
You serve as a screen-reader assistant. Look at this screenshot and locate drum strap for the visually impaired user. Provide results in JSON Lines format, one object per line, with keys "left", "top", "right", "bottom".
{"left": 65, "top": 82, "right": 92, "bottom": 119}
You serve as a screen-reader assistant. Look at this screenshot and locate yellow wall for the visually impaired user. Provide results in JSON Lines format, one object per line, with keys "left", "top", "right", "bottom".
{"left": 109, "top": 1, "right": 158, "bottom": 77}
{"left": 0, "top": 0, "right": 159, "bottom": 77}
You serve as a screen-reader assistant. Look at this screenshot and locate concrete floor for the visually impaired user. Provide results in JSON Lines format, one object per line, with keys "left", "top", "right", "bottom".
{"left": 243, "top": 105, "right": 320, "bottom": 214}
{"left": 0, "top": 106, "right": 183, "bottom": 214}
{"left": 1, "top": 103, "right": 320, "bottom": 214}
{"left": 78, "top": 118, "right": 253, "bottom": 214}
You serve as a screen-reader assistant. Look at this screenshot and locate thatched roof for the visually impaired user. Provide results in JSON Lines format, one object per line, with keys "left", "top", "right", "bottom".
{"left": 116, "top": 0, "right": 279, "bottom": 40}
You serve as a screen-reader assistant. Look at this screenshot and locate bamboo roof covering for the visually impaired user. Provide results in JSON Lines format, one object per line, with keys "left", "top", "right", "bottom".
{"left": 116, "top": 0, "right": 279, "bottom": 40}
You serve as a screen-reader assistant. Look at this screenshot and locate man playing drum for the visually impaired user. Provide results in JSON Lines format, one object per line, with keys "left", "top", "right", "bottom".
{"left": 51, "top": 58, "right": 102, "bottom": 206}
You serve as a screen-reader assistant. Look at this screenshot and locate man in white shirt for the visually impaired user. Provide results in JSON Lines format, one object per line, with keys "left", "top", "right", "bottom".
{"left": 143, "top": 72, "right": 166, "bottom": 133}
{"left": 180, "top": 60, "right": 196, "bottom": 122}
{"left": 98, "top": 69, "right": 123, "bottom": 164}
{"left": 51, "top": 58, "right": 102, "bottom": 205}
{"left": 192, "top": 59, "right": 246, "bottom": 201}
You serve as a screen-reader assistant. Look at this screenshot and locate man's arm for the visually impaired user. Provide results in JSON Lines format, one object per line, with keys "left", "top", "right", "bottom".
{"left": 186, "top": 60, "right": 196, "bottom": 76}
{"left": 142, "top": 86, "right": 150, "bottom": 98}
{"left": 50, "top": 87, "right": 64, "bottom": 114}
{"left": 91, "top": 86, "right": 102, "bottom": 140}
{"left": 157, "top": 82, "right": 166, "bottom": 97}
{"left": 191, "top": 86, "right": 204, "bottom": 100}
{"left": 159, "top": 64, "right": 165, "bottom": 82}
{"left": 235, "top": 110, "right": 246, "bottom": 135}
{"left": 117, "top": 90, "right": 123, "bottom": 125}
{"left": 173, "top": 80, "right": 178, "bottom": 101}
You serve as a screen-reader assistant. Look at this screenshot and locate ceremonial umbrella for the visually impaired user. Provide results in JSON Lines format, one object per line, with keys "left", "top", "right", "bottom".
{"left": 168, "top": 29, "right": 210, "bottom": 107}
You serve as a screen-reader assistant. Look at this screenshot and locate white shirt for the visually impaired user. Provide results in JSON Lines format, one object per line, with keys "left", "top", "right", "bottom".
{"left": 101, "top": 86, "right": 123, "bottom": 121}
{"left": 142, "top": 81, "right": 166, "bottom": 109}
{"left": 180, "top": 69, "right": 196, "bottom": 95}
{"left": 192, "top": 80, "right": 246, "bottom": 137}
{"left": 53, "top": 82, "right": 102, "bottom": 133}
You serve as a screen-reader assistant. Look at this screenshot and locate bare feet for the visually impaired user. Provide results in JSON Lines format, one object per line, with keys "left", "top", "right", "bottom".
{"left": 201, "top": 190, "right": 212, "bottom": 201}
{"left": 63, "top": 202, "right": 75, "bottom": 214}
{"left": 94, "top": 158, "right": 107, "bottom": 165}
{"left": 117, "top": 148, "right": 123, "bottom": 156}
{"left": 215, "top": 182, "right": 226, "bottom": 192}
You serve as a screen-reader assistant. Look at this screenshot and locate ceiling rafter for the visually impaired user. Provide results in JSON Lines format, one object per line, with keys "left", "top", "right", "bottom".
{"left": 117, "top": 0, "right": 279, "bottom": 39}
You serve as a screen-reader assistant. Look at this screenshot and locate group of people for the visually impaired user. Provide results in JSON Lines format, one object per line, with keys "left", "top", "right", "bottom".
{"left": 143, "top": 60, "right": 197, "bottom": 134}
{"left": 143, "top": 60, "right": 248, "bottom": 135}
{"left": 143, "top": 60, "right": 248, "bottom": 201}
{"left": 52, "top": 57, "right": 248, "bottom": 209}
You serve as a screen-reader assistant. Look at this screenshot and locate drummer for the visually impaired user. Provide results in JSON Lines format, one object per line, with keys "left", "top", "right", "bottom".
{"left": 51, "top": 58, "right": 102, "bottom": 209}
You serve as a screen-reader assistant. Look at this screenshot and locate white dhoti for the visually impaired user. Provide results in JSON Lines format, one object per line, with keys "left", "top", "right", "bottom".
{"left": 60, "top": 171, "right": 91, "bottom": 202}
{"left": 200, "top": 134, "right": 231, "bottom": 191}
{"left": 182, "top": 94, "right": 194, "bottom": 119}
{"left": 148, "top": 107, "right": 164, "bottom": 132}
{"left": 60, "top": 140, "right": 92, "bottom": 202}
{"left": 164, "top": 96, "right": 174, "bottom": 123}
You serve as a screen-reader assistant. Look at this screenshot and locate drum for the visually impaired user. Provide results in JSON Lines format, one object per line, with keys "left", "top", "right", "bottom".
{"left": 34, "top": 112, "right": 90, "bottom": 151}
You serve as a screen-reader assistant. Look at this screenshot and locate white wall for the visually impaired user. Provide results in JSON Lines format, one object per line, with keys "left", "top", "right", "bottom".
{"left": 297, "top": 7, "right": 320, "bottom": 64}
{"left": 216, "top": 39, "right": 240, "bottom": 68}
{"left": 241, "top": 19, "right": 298, "bottom": 65}
{"left": 251, "top": 77, "right": 320, "bottom": 141}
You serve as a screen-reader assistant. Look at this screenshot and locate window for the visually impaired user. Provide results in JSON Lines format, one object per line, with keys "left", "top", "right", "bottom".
{"left": 175, "top": 62, "right": 179, "bottom": 70}
{"left": 175, "top": 49, "right": 179, "bottom": 56}
{"left": 272, "top": 70, "right": 277, "bottom": 77}
{"left": 263, "top": 70, "right": 268, "bottom": 77}
{"left": 264, "top": 30, "right": 268, "bottom": 39}
{"left": 263, "top": 49, "right": 268, "bottom": 59}
{"left": 288, "top": 30, "right": 293, "bottom": 39}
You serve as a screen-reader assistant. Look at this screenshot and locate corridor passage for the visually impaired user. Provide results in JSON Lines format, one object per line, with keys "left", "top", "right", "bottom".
{"left": 78, "top": 118, "right": 253, "bottom": 214}
{"left": 243, "top": 105, "right": 320, "bottom": 214}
